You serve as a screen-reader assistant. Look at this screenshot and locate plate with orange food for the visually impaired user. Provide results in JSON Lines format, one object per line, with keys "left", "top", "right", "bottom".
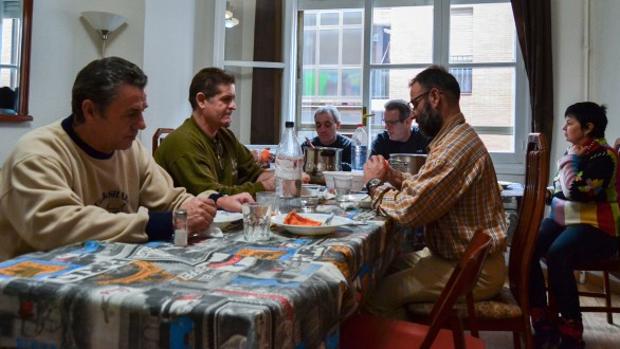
{"left": 272, "top": 211, "right": 352, "bottom": 236}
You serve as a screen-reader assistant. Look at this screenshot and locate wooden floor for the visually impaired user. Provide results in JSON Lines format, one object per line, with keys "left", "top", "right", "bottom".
{"left": 480, "top": 282, "right": 620, "bottom": 349}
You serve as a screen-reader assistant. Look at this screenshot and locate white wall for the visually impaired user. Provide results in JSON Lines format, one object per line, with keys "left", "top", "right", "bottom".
{"left": 142, "top": 0, "right": 196, "bottom": 149}
{"left": 551, "top": 0, "right": 620, "bottom": 173}
{"left": 589, "top": 0, "right": 620, "bottom": 143}
{"left": 0, "top": 0, "right": 145, "bottom": 162}
{"left": 550, "top": 0, "right": 585, "bottom": 170}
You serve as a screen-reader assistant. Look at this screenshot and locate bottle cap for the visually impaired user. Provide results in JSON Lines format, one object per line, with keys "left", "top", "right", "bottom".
{"left": 285, "top": 121, "right": 294, "bottom": 128}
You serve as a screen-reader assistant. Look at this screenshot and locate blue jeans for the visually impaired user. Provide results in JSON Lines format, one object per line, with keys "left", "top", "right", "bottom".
{"left": 529, "top": 218, "right": 619, "bottom": 319}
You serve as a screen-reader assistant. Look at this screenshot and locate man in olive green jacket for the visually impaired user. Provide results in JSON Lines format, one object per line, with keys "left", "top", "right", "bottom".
{"left": 155, "top": 68, "right": 275, "bottom": 196}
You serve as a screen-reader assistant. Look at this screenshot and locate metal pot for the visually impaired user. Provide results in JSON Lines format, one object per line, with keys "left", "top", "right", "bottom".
{"left": 303, "top": 147, "right": 343, "bottom": 184}
{"left": 389, "top": 153, "right": 427, "bottom": 175}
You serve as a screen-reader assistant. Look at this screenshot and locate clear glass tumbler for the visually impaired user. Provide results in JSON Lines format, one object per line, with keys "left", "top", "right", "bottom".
{"left": 241, "top": 202, "right": 272, "bottom": 242}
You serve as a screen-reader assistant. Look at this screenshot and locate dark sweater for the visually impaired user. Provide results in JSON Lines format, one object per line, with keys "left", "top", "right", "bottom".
{"left": 370, "top": 127, "right": 430, "bottom": 159}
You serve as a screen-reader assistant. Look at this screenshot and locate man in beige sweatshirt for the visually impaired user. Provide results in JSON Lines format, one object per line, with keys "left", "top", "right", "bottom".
{"left": 0, "top": 57, "right": 250, "bottom": 261}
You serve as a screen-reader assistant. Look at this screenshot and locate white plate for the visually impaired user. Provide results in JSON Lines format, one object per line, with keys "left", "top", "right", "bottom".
{"left": 272, "top": 213, "right": 352, "bottom": 236}
{"left": 213, "top": 210, "right": 243, "bottom": 226}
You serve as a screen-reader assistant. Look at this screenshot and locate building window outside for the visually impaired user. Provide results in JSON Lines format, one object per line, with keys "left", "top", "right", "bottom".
{"left": 301, "top": 9, "right": 364, "bottom": 128}
{"left": 297, "top": 0, "right": 525, "bottom": 156}
{"left": 449, "top": 55, "right": 473, "bottom": 95}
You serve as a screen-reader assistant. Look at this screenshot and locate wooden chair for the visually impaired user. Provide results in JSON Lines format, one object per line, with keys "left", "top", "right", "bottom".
{"left": 408, "top": 133, "right": 550, "bottom": 349}
{"left": 340, "top": 230, "right": 493, "bottom": 349}
{"left": 568, "top": 137, "right": 620, "bottom": 324}
{"left": 151, "top": 128, "right": 174, "bottom": 155}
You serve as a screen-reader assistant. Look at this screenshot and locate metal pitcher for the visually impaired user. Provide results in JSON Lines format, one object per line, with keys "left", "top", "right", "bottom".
{"left": 389, "top": 153, "right": 427, "bottom": 175}
{"left": 303, "top": 147, "right": 343, "bottom": 184}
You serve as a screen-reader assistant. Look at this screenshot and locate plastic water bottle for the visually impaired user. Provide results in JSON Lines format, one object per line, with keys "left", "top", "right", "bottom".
{"left": 350, "top": 124, "right": 368, "bottom": 170}
{"left": 275, "top": 121, "right": 303, "bottom": 212}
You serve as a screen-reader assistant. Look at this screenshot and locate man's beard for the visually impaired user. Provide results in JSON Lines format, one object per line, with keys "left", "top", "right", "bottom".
{"left": 417, "top": 102, "right": 443, "bottom": 138}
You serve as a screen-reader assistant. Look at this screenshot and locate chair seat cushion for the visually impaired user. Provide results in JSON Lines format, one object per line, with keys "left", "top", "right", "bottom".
{"left": 407, "top": 287, "right": 522, "bottom": 319}
{"left": 340, "top": 313, "right": 485, "bottom": 349}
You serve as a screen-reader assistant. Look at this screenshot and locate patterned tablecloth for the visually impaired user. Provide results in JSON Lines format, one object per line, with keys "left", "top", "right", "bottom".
{"left": 0, "top": 209, "right": 399, "bottom": 349}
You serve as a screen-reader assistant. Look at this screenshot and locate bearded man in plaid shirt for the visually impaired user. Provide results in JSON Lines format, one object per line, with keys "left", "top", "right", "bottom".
{"left": 363, "top": 66, "right": 507, "bottom": 319}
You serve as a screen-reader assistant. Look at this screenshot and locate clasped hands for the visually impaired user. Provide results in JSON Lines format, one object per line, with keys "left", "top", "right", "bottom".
{"left": 363, "top": 155, "right": 403, "bottom": 189}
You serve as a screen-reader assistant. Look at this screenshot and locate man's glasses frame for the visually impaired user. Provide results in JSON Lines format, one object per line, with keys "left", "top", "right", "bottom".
{"left": 408, "top": 90, "right": 431, "bottom": 111}
{"left": 382, "top": 117, "right": 405, "bottom": 126}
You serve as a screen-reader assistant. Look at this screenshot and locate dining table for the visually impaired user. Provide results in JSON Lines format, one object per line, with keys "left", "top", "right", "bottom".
{"left": 0, "top": 208, "right": 401, "bottom": 349}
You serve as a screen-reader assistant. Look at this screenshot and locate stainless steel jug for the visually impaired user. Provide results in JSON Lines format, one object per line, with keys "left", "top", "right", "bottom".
{"left": 389, "top": 153, "right": 427, "bottom": 175}
{"left": 303, "top": 147, "right": 343, "bottom": 184}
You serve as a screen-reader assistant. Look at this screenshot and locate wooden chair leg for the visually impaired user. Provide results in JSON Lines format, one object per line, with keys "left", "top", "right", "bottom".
{"left": 523, "top": 320, "right": 534, "bottom": 349}
{"left": 451, "top": 317, "right": 466, "bottom": 349}
{"left": 465, "top": 292, "right": 480, "bottom": 338}
{"left": 512, "top": 331, "right": 522, "bottom": 349}
{"left": 604, "top": 271, "right": 613, "bottom": 324}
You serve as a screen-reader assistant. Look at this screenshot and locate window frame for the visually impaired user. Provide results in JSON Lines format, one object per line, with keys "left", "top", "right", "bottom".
{"left": 295, "top": 0, "right": 529, "bottom": 169}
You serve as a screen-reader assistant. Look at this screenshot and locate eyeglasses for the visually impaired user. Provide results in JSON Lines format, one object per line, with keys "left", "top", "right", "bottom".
{"left": 409, "top": 91, "right": 430, "bottom": 111}
{"left": 382, "top": 118, "right": 404, "bottom": 126}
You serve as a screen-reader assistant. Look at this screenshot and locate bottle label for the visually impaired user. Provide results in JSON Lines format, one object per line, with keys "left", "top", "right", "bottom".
{"left": 275, "top": 157, "right": 302, "bottom": 180}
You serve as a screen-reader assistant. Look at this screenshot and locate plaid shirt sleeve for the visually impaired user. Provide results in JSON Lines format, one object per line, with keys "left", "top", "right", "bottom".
{"left": 371, "top": 153, "right": 484, "bottom": 227}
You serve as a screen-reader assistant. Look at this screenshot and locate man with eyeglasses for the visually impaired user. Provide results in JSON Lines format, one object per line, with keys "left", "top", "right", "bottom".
{"left": 362, "top": 65, "right": 507, "bottom": 319}
{"left": 370, "top": 99, "right": 429, "bottom": 159}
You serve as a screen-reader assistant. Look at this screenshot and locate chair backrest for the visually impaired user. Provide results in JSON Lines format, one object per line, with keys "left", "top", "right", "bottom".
{"left": 421, "top": 230, "right": 493, "bottom": 349}
{"left": 152, "top": 128, "right": 175, "bottom": 155}
{"left": 507, "top": 133, "right": 550, "bottom": 307}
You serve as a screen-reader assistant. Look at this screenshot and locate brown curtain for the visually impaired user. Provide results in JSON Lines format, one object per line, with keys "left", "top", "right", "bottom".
{"left": 250, "top": 0, "right": 283, "bottom": 145}
{"left": 511, "top": 0, "right": 554, "bottom": 145}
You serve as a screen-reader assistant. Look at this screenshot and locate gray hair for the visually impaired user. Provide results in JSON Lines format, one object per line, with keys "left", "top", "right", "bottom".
{"left": 384, "top": 99, "right": 411, "bottom": 121}
{"left": 72, "top": 57, "right": 147, "bottom": 124}
{"left": 313, "top": 106, "right": 341, "bottom": 124}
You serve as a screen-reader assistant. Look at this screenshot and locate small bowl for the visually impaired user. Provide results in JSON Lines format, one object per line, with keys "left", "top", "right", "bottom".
{"left": 322, "top": 170, "right": 365, "bottom": 192}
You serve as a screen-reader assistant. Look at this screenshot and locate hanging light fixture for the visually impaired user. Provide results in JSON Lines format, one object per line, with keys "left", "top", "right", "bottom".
{"left": 224, "top": 2, "right": 239, "bottom": 29}
{"left": 225, "top": 17, "right": 239, "bottom": 28}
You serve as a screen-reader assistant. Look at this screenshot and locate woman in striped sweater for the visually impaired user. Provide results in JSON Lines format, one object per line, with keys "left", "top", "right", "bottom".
{"left": 530, "top": 102, "right": 620, "bottom": 349}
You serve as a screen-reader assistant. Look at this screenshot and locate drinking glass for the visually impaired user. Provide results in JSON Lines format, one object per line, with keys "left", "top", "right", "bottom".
{"left": 256, "top": 191, "right": 278, "bottom": 214}
{"left": 334, "top": 176, "right": 352, "bottom": 203}
{"left": 300, "top": 184, "right": 321, "bottom": 212}
{"left": 242, "top": 203, "right": 272, "bottom": 242}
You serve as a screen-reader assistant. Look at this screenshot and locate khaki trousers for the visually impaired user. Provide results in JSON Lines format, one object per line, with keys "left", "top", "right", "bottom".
{"left": 364, "top": 247, "right": 506, "bottom": 320}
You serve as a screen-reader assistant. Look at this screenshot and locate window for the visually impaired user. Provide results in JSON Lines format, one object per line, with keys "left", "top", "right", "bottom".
{"left": 296, "top": 0, "right": 528, "bottom": 165}
{"left": 213, "top": 0, "right": 291, "bottom": 145}
{"left": 450, "top": 66, "right": 472, "bottom": 94}
{"left": 0, "top": 18, "right": 20, "bottom": 90}
{"left": 300, "top": 9, "right": 364, "bottom": 129}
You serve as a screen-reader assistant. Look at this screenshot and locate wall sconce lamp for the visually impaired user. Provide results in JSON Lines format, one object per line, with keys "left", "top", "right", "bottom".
{"left": 81, "top": 11, "right": 127, "bottom": 57}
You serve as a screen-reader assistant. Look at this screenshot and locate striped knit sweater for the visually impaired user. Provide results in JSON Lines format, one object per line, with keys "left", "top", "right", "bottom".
{"left": 550, "top": 138, "right": 620, "bottom": 237}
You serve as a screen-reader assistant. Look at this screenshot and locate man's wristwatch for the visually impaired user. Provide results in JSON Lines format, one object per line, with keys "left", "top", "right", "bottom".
{"left": 365, "top": 177, "right": 384, "bottom": 193}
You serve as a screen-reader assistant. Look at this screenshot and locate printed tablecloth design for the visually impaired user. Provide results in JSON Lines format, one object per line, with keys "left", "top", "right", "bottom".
{"left": 0, "top": 214, "right": 399, "bottom": 349}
